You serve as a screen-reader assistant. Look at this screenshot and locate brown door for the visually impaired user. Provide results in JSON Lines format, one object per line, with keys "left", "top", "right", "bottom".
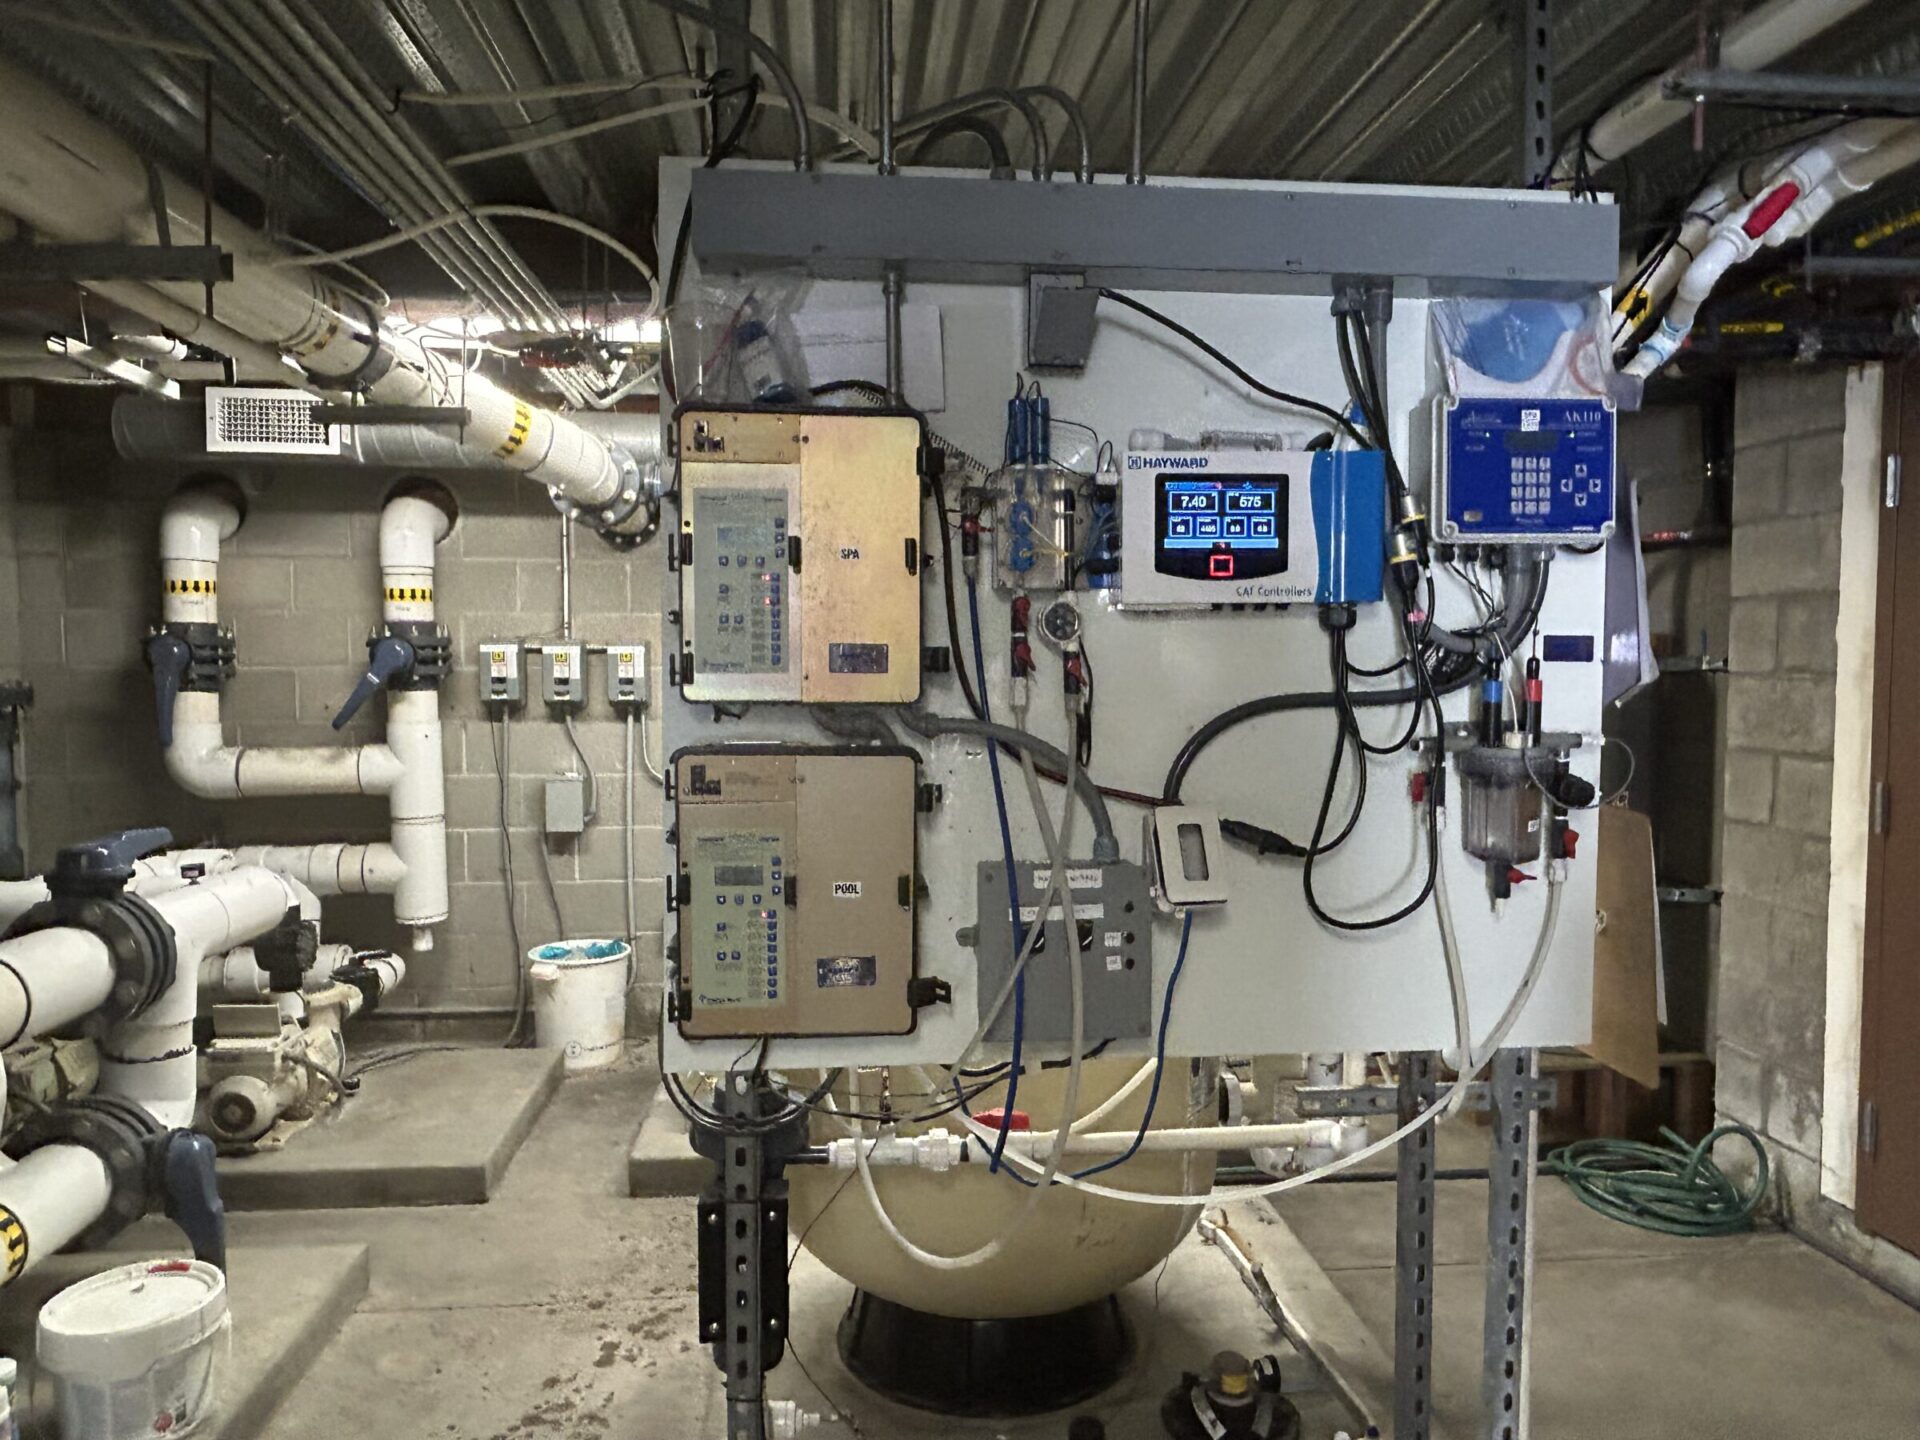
{"left": 1860, "top": 359, "right": 1920, "bottom": 1253}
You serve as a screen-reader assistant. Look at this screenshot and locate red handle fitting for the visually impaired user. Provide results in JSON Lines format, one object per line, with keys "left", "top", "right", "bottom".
{"left": 976, "top": 1108, "right": 1030, "bottom": 1132}
{"left": 1506, "top": 867, "right": 1535, "bottom": 887}
{"left": 1743, "top": 181, "right": 1801, "bottom": 239}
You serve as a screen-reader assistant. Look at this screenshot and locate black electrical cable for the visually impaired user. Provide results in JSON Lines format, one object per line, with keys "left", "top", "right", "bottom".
{"left": 1097, "top": 289, "right": 1367, "bottom": 445}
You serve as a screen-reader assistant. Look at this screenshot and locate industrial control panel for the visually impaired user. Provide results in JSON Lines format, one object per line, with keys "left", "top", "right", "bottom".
{"left": 671, "top": 745, "right": 921, "bottom": 1039}
{"left": 674, "top": 407, "right": 925, "bottom": 703}
{"left": 1117, "top": 447, "right": 1387, "bottom": 607}
{"left": 1434, "top": 396, "right": 1616, "bottom": 544}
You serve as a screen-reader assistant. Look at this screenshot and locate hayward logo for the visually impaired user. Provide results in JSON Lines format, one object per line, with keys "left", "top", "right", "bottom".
{"left": 1127, "top": 454, "right": 1211, "bottom": 470}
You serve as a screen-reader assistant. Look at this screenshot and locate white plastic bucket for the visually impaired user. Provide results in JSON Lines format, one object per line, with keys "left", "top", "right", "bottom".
{"left": 37, "top": 1258, "right": 231, "bottom": 1440}
{"left": 528, "top": 939, "right": 631, "bottom": 1072}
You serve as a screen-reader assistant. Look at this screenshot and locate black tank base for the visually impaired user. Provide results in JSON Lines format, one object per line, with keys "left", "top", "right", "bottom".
{"left": 837, "top": 1290, "right": 1134, "bottom": 1418}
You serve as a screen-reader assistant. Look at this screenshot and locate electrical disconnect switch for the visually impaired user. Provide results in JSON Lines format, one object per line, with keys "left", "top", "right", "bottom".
{"left": 478, "top": 641, "right": 523, "bottom": 707}
{"left": 607, "top": 642, "right": 649, "bottom": 710}
{"left": 543, "top": 643, "right": 586, "bottom": 710}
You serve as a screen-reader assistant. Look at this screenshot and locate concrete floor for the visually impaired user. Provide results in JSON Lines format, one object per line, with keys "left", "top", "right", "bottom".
{"left": 115, "top": 1048, "right": 1920, "bottom": 1439}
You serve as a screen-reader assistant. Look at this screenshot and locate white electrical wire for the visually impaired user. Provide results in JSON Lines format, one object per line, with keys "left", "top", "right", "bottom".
{"left": 1430, "top": 806, "right": 1476, "bottom": 1113}
{"left": 267, "top": 206, "right": 660, "bottom": 320}
{"left": 962, "top": 874, "right": 1567, "bottom": 1207}
{"left": 845, "top": 691, "right": 1086, "bottom": 1270}
{"left": 623, "top": 711, "right": 639, "bottom": 988}
{"left": 636, "top": 711, "right": 665, "bottom": 786}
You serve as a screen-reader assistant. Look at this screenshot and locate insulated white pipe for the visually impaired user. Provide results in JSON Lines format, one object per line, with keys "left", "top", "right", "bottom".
{"left": 1002, "top": 1118, "right": 1351, "bottom": 1158}
{"left": 0, "top": 881, "right": 46, "bottom": 931}
{"left": 0, "top": 1145, "right": 114, "bottom": 1286}
{"left": 0, "top": 58, "right": 641, "bottom": 531}
{"left": 100, "top": 866, "right": 302, "bottom": 1128}
{"left": 0, "top": 927, "right": 117, "bottom": 1049}
{"left": 1552, "top": 0, "right": 1877, "bottom": 182}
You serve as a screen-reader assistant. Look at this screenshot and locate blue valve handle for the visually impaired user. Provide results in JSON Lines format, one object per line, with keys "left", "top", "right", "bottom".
{"left": 160, "top": 1130, "right": 227, "bottom": 1272}
{"left": 145, "top": 632, "right": 192, "bottom": 748}
{"left": 50, "top": 827, "right": 173, "bottom": 892}
{"left": 331, "top": 635, "right": 415, "bottom": 730}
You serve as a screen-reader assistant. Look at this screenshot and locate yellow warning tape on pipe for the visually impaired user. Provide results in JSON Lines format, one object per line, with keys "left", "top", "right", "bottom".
{"left": 0, "top": 1204, "right": 28, "bottom": 1282}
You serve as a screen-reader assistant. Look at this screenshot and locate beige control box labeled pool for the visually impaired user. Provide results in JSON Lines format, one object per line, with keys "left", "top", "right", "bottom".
{"left": 672, "top": 407, "right": 925, "bottom": 704}
{"left": 671, "top": 745, "right": 921, "bottom": 1039}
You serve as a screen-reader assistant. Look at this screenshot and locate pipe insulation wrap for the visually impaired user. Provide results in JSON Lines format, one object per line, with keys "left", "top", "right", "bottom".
{"left": 0, "top": 1145, "right": 114, "bottom": 1285}
{"left": 230, "top": 843, "right": 407, "bottom": 897}
{"left": 0, "top": 57, "right": 635, "bottom": 525}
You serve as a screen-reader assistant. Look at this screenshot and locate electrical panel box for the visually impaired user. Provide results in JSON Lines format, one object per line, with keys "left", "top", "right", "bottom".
{"left": 543, "top": 643, "right": 585, "bottom": 708}
{"left": 545, "top": 775, "right": 586, "bottom": 835}
{"left": 607, "top": 643, "right": 648, "bottom": 708}
{"left": 671, "top": 745, "right": 920, "bottom": 1039}
{"left": 971, "top": 860, "right": 1156, "bottom": 1044}
{"left": 674, "top": 407, "right": 925, "bottom": 704}
{"left": 478, "top": 641, "right": 523, "bottom": 706}
{"left": 1434, "top": 396, "right": 1616, "bottom": 544}
{"left": 1117, "top": 447, "right": 1387, "bottom": 608}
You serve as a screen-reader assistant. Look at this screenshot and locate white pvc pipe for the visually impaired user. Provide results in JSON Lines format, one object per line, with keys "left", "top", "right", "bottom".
{"left": 1553, "top": 0, "right": 1876, "bottom": 182}
{"left": 1002, "top": 1118, "right": 1349, "bottom": 1159}
{"left": 379, "top": 495, "right": 453, "bottom": 944}
{"left": 0, "top": 880, "right": 47, "bottom": 931}
{"left": 230, "top": 843, "right": 406, "bottom": 897}
{"left": 0, "top": 927, "right": 117, "bottom": 1049}
{"left": 100, "top": 866, "right": 301, "bottom": 1128}
{"left": 0, "top": 1145, "right": 113, "bottom": 1285}
{"left": 0, "top": 57, "right": 640, "bottom": 528}
{"left": 200, "top": 942, "right": 354, "bottom": 1001}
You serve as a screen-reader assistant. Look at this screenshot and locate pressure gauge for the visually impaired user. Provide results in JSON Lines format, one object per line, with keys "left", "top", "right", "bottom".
{"left": 1039, "top": 599, "right": 1083, "bottom": 651}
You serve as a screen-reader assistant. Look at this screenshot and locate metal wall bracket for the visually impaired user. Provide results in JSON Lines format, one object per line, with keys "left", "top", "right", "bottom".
{"left": 0, "top": 243, "right": 231, "bottom": 284}
{"left": 1394, "top": 1052, "right": 1440, "bottom": 1440}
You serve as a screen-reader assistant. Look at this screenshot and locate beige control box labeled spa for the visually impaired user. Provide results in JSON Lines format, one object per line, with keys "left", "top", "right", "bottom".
{"left": 672, "top": 407, "right": 926, "bottom": 704}
{"left": 671, "top": 746, "right": 923, "bottom": 1039}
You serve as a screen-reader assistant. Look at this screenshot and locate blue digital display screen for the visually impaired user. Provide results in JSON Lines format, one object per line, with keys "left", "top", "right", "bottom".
{"left": 1160, "top": 479, "right": 1282, "bottom": 551}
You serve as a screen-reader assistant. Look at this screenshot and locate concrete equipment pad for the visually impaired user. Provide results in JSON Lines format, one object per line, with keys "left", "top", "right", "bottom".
{"left": 0, "top": 1242, "right": 368, "bottom": 1439}
{"left": 627, "top": 1080, "right": 711, "bottom": 1197}
{"left": 216, "top": 1048, "right": 562, "bottom": 1209}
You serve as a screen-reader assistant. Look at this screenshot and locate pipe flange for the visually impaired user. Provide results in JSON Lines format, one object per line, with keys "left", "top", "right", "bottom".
{"left": 1, "top": 892, "right": 176, "bottom": 1033}
{"left": 581, "top": 451, "right": 659, "bottom": 549}
{"left": 5, "top": 1094, "right": 163, "bottom": 1248}
{"left": 383, "top": 621, "right": 451, "bottom": 690}
{"left": 340, "top": 295, "right": 396, "bottom": 392}
{"left": 150, "top": 621, "right": 236, "bottom": 692}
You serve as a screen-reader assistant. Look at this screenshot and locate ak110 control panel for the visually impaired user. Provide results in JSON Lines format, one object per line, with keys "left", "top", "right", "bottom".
{"left": 672, "top": 407, "right": 925, "bottom": 704}
{"left": 1434, "top": 396, "right": 1616, "bottom": 545}
{"left": 670, "top": 745, "right": 921, "bottom": 1039}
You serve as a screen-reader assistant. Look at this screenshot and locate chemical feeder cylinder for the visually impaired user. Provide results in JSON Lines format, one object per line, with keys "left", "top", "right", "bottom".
{"left": 788, "top": 1057, "right": 1218, "bottom": 1319}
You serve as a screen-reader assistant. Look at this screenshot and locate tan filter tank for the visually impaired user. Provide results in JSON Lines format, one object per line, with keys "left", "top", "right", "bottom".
{"left": 788, "top": 1057, "right": 1218, "bottom": 1320}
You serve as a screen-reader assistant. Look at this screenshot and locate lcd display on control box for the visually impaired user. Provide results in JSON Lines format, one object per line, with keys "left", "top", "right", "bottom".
{"left": 1155, "top": 474, "right": 1288, "bottom": 582}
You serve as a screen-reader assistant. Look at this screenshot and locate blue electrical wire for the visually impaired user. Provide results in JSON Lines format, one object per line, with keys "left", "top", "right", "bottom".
{"left": 1071, "top": 910, "right": 1193, "bottom": 1180}
{"left": 967, "top": 576, "right": 1028, "bottom": 1175}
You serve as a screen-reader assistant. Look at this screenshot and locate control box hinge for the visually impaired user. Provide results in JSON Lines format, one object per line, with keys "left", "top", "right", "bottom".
{"left": 1872, "top": 779, "right": 1891, "bottom": 837}
{"left": 907, "top": 976, "right": 951, "bottom": 1009}
{"left": 1862, "top": 1097, "right": 1879, "bottom": 1158}
{"left": 1886, "top": 454, "right": 1902, "bottom": 510}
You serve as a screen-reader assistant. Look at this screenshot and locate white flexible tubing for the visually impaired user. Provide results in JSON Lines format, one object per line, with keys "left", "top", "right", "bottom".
{"left": 624, "top": 712, "right": 639, "bottom": 976}
{"left": 1068, "top": 1059, "right": 1158, "bottom": 1135}
{"left": 850, "top": 703, "right": 1085, "bottom": 1271}
{"left": 638, "top": 711, "right": 666, "bottom": 785}
{"left": 966, "top": 874, "right": 1567, "bottom": 1207}
{"left": 1430, "top": 805, "right": 1475, "bottom": 1113}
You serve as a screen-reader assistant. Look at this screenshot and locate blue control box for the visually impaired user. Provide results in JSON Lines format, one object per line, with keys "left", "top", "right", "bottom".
{"left": 1436, "top": 397, "right": 1615, "bottom": 544}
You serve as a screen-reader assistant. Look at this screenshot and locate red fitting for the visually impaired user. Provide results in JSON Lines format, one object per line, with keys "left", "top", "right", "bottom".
{"left": 1525, "top": 677, "right": 1543, "bottom": 706}
{"left": 1011, "top": 595, "right": 1032, "bottom": 629}
{"left": 976, "top": 1108, "right": 1030, "bottom": 1132}
{"left": 1012, "top": 641, "right": 1035, "bottom": 677}
{"left": 1560, "top": 827, "right": 1580, "bottom": 860}
{"left": 1743, "top": 181, "right": 1801, "bottom": 239}
{"left": 1506, "top": 867, "right": 1535, "bottom": 886}
{"left": 1410, "top": 771, "right": 1429, "bottom": 804}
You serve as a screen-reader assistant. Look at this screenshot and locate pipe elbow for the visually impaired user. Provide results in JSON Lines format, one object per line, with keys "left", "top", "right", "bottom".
{"left": 378, "top": 491, "right": 454, "bottom": 572}
{"left": 160, "top": 480, "right": 243, "bottom": 565}
{"left": 163, "top": 728, "right": 242, "bottom": 800}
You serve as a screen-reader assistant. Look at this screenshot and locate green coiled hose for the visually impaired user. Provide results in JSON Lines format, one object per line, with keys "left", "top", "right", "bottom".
{"left": 1542, "top": 1124, "right": 1771, "bottom": 1238}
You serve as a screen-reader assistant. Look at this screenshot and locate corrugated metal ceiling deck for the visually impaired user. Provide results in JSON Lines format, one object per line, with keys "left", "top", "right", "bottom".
{"left": 7, "top": 0, "right": 1920, "bottom": 301}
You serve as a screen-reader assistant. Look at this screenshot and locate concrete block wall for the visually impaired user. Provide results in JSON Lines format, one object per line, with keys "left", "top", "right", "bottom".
{"left": 1714, "top": 366, "right": 1846, "bottom": 1161}
{"left": 2, "top": 402, "right": 667, "bottom": 1029}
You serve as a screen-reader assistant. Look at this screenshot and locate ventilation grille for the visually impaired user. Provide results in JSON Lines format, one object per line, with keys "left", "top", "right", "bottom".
{"left": 203, "top": 387, "right": 340, "bottom": 455}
